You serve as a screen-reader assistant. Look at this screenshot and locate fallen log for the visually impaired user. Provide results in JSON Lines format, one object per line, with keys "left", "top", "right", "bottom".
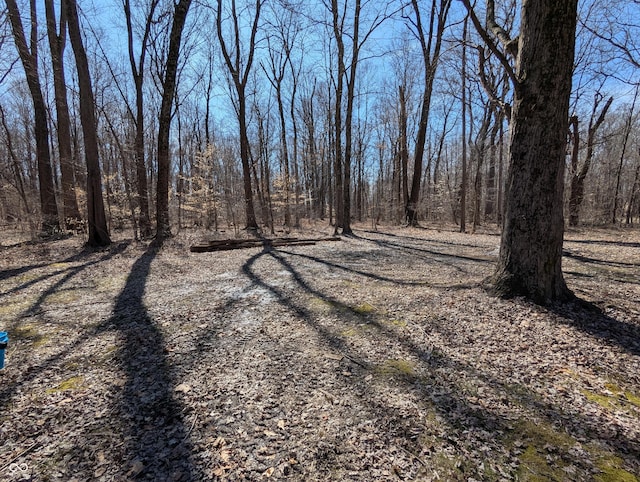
{"left": 190, "top": 236, "right": 340, "bottom": 253}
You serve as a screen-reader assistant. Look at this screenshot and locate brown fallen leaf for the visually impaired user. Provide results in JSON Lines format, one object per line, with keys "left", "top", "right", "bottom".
{"left": 220, "top": 449, "right": 231, "bottom": 463}
{"left": 175, "top": 383, "right": 191, "bottom": 393}
{"left": 263, "top": 467, "right": 275, "bottom": 477}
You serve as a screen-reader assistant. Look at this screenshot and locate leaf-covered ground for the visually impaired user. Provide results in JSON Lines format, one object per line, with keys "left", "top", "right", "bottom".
{"left": 1, "top": 224, "right": 639, "bottom": 481}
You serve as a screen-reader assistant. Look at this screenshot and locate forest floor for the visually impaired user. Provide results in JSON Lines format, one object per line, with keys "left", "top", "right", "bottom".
{"left": 1, "top": 222, "right": 639, "bottom": 481}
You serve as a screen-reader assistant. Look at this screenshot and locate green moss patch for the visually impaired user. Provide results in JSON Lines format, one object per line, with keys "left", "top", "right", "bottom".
{"left": 352, "top": 303, "right": 376, "bottom": 315}
{"left": 49, "top": 262, "right": 71, "bottom": 270}
{"left": 47, "top": 376, "right": 84, "bottom": 394}
{"left": 308, "top": 297, "right": 336, "bottom": 313}
{"left": 595, "top": 455, "right": 638, "bottom": 482}
{"left": 12, "top": 324, "right": 49, "bottom": 347}
{"left": 340, "top": 328, "right": 359, "bottom": 337}
{"left": 45, "top": 289, "right": 81, "bottom": 305}
{"left": 0, "top": 299, "right": 32, "bottom": 316}
{"left": 582, "top": 384, "right": 640, "bottom": 413}
{"left": 582, "top": 389, "right": 618, "bottom": 410}
{"left": 383, "top": 318, "right": 408, "bottom": 328}
{"left": 517, "top": 445, "right": 568, "bottom": 481}
{"left": 377, "top": 359, "right": 416, "bottom": 378}
{"left": 508, "top": 420, "right": 578, "bottom": 481}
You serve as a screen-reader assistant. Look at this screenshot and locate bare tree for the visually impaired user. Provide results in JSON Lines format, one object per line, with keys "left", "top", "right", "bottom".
{"left": 65, "top": 0, "right": 111, "bottom": 246}
{"left": 44, "top": 0, "right": 81, "bottom": 227}
{"left": 459, "top": 14, "right": 468, "bottom": 232}
{"left": 5, "top": 0, "right": 59, "bottom": 234}
{"left": 124, "top": 0, "right": 160, "bottom": 239}
{"left": 464, "top": 0, "right": 578, "bottom": 303}
{"left": 568, "top": 92, "right": 613, "bottom": 226}
{"left": 404, "top": 0, "right": 452, "bottom": 226}
{"left": 217, "top": 0, "right": 263, "bottom": 231}
{"left": 612, "top": 84, "right": 638, "bottom": 225}
{"left": 156, "top": 0, "right": 192, "bottom": 240}
{"left": 328, "top": 0, "right": 389, "bottom": 234}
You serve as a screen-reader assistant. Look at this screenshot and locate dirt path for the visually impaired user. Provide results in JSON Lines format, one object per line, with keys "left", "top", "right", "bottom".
{"left": 1, "top": 225, "right": 639, "bottom": 480}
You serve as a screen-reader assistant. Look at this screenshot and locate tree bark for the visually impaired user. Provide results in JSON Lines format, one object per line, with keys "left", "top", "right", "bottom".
{"left": 6, "top": 0, "right": 60, "bottom": 234}
{"left": 568, "top": 95, "right": 613, "bottom": 226}
{"left": 65, "top": 0, "right": 111, "bottom": 247}
{"left": 405, "top": 0, "right": 451, "bottom": 226}
{"left": 459, "top": 15, "right": 468, "bottom": 233}
{"left": 44, "top": 0, "right": 81, "bottom": 226}
{"left": 124, "top": 0, "right": 158, "bottom": 239}
{"left": 216, "top": 0, "right": 261, "bottom": 230}
{"left": 484, "top": 0, "right": 577, "bottom": 303}
{"left": 156, "top": 0, "right": 192, "bottom": 240}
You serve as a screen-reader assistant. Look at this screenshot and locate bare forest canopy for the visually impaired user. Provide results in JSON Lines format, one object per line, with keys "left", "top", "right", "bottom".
{"left": 0, "top": 0, "right": 639, "bottom": 242}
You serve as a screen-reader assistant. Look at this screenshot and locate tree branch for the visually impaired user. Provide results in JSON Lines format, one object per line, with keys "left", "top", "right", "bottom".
{"left": 459, "top": 0, "right": 518, "bottom": 88}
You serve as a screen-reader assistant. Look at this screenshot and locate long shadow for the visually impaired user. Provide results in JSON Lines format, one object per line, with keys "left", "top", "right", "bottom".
{"left": 0, "top": 262, "right": 50, "bottom": 282}
{"left": 0, "top": 244, "right": 199, "bottom": 479}
{"left": 361, "top": 228, "right": 500, "bottom": 249}
{"left": 564, "top": 249, "right": 640, "bottom": 269}
{"left": 567, "top": 238, "right": 640, "bottom": 248}
{"left": 240, "top": 247, "right": 640, "bottom": 477}
{"left": 0, "top": 242, "right": 133, "bottom": 409}
{"left": 353, "top": 231, "right": 494, "bottom": 266}
{"left": 279, "top": 249, "right": 476, "bottom": 290}
{"left": 550, "top": 301, "right": 640, "bottom": 358}
{"left": 99, "top": 246, "right": 200, "bottom": 480}
{"left": 0, "top": 242, "right": 130, "bottom": 299}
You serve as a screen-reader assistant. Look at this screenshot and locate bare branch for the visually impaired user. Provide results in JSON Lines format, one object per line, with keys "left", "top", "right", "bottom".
{"left": 459, "top": 0, "right": 519, "bottom": 88}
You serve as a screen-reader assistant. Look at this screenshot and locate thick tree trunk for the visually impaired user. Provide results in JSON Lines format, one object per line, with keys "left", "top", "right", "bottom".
{"left": 485, "top": 0, "right": 577, "bottom": 304}
{"left": 156, "top": 0, "right": 192, "bottom": 240}
{"left": 6, "top": 0, "right": 60, "bottom": 234}
{"left": 66, "top": 0, "right": 110, "bottom": 247}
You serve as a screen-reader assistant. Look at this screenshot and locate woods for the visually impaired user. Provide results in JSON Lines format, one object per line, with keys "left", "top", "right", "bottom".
{"left": 0, "top": 0, "right": 638, "bottom": 295}
{"left": 2, "top": 2, "right": 640, "bottom": 479}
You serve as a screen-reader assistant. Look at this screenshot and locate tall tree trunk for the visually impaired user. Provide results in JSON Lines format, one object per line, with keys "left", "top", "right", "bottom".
{"left": 483, "top": 0, "right": 577, "bottom": 303}
{"left": 625, "top": 155, "right": 640, "bottom": 225}
{"left": 0, "top": 104, "right": 32, "bottom": 217}
{"left": 44, "top": 0, "right": 81, "bottom": 226}
{"left": 399, "top": 85, "right": 409, "bottom": 212}
{"left": 484, "top": 110, "right": 501, "bottom": 221}
{"left": 330, "top": 0, "right": 345, "bottom": 233}
{"left": 405, "top": 0, "right": 451, "bottom": 226}
{"left": 65, "top": 0, "right": 110, "bottom": 247}
{"left": 6, "top": 0, "right": 60, "bottom": 234}
{"left": 124, "top": 0, "right": 158, "bottom": 239}
{"left": 612, "top": 85, "right": 638, "bottom": 225}
{"left": 156, "top": 0, "right": 192, "bottom": 240}
{"left": 216, "top": 0, "right": 260, "bottom": 231}
{"left": 568, "top": 94, "right": 613, "bottom": 226}
{"left": 459, "top": 15, "right": 468, "bottom": 233}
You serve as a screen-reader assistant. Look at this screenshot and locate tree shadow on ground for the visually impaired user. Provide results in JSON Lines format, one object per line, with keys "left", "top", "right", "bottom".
{"left": 0, "top": 244, "right": 199, "bottom": 480}
{"left": 0, "top": 241, "right": 130, "bottom": 297}
{"left": 96, "top": 246, "right": 200, "bottom": 480}
{"left": 353, "top": 231, "right": 494, "bottom": 265}
{"left": 0, "top": 242, "right": 131, "bottom": 409}
{"left": 567, "top": 238, "right": 640, "bottom": 249}
{"left": 550, "top": 301, "right": 640, "bottom": 358}
{"left": 563, "top": 249, "right": 640, "bottom": 269}
{"left": 238, "top": 244, "right": 640, "bottom": 478}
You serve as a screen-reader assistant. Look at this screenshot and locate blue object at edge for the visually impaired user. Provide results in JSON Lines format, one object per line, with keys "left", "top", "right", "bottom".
{"left": 0, "top": 331, "right": 8, "bottom": 369}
